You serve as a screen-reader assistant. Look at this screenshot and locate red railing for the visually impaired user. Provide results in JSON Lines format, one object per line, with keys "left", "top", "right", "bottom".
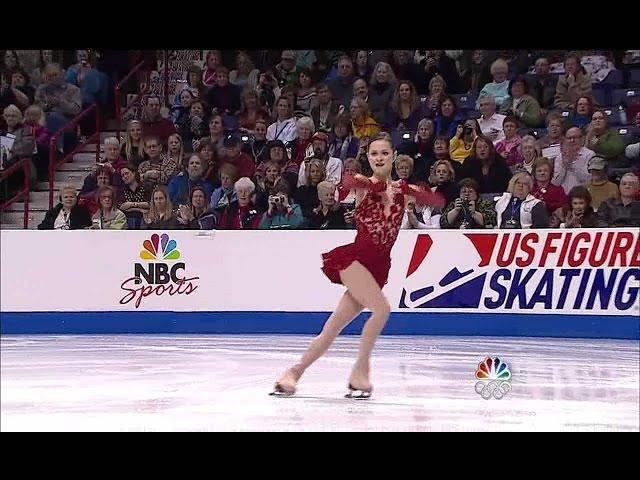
{"left": 114, "top": 59, "right": 148, "bottom": 139}
{"left": 114, "top": 50, "right": 169, "bottom": 139}
{"left": 0, "top": 158, "right": 32, "bottom": 229}
{"left": 48, "top": 103, "right": 101, "bottom": 209}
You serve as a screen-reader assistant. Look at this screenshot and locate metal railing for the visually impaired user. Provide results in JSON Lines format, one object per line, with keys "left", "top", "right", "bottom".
{"left": 0, "top": 158, "right": 32, "bottom": 228}
{"left": 114, "top": 50, "right": 169, "bottom": 139}
{"left": 48, "top": 103, "right": 101, "bottom": 209}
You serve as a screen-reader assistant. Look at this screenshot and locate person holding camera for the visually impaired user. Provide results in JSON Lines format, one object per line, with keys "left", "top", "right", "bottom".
{"left": 259, "top": 178, "right": 304, "bottom": 229}
{"left": 449, "top": 119, "right": 480, "bottom": 163}
{"left": 440, "top": 178, "right": 496, "bottom": 229}
{"left": 256, "top": 69, "right": 281, "bottom": 113}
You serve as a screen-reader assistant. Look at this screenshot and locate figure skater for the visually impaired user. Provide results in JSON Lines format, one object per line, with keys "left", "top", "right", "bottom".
{"left": 271, "top": 132, "right": 444, "bottom": 399}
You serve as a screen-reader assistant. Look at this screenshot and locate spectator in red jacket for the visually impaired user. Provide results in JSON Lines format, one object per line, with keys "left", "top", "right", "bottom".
{"left": 530, "top": 156, "right": 568, "bottom": 215}
{"left": 217, "top": 177, "right": 262, "bottom": 229}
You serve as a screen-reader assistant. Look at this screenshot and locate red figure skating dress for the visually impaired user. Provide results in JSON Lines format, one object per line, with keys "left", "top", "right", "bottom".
{"left": 321, "top": 178, "right": 444, "bottom": 288}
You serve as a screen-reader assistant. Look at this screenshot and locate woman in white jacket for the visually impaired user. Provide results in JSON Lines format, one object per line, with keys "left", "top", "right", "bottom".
{"left": 494, "top": 171, "right": 549, "bottom": 229}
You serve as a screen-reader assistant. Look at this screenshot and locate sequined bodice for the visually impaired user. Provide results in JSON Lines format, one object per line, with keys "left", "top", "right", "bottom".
{"left": 354, "top": 190, "right": 404, "bottom": 252}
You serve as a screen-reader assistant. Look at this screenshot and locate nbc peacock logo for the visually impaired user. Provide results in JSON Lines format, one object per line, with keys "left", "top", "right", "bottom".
{"left": 140, "top": 233, "right": 181, "bottom": 260}
{"left": 474, "top": 356, "right": 512, "bottom": 400}
{"left": 119, "top": 233, "right": 199, "bottom": 308}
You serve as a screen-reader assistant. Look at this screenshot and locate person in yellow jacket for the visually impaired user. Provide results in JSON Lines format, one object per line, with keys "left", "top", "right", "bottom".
{"left": 349, "top": 97, "right": 381, "bottom": 139}
{"left": 449, "top": 118, "right": 480, "bottom": 164}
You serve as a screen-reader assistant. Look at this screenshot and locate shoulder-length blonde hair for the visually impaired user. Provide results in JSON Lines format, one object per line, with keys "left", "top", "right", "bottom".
{"left": 146, "top": 185, "right": 173, "bottom": 222}
{"left": 305, "top": 158, "right": 327, "bottom": 186}
{"left": 369, "top": 62, "right": 398, "bottom": 87}
{"left": 124, "top": 120, "right": 143, "bottom": 160}
{"left": 507, "top": 171, "right": 534, "bottom": 194}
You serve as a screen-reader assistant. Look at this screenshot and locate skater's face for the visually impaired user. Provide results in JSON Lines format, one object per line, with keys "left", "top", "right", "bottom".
{"left": 367, "top": 139, "right": 394, "bottom": 177}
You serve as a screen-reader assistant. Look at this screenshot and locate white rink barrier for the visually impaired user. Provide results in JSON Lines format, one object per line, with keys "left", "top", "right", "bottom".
{"left": 1, "top": 229, "right": 638, "bottom": 338}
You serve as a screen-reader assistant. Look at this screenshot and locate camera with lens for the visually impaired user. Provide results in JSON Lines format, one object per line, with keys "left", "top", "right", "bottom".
{"left": 462, "top": 125, "right": 473, "bottom": 136}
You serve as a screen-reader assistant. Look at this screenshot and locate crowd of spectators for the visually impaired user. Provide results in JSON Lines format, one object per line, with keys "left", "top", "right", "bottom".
{"left": 2, "top": 49, "right": 638, "bottom": 230}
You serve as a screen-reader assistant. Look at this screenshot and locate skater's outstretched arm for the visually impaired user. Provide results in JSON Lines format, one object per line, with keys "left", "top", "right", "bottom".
{"left": 394, "top": 180, "right": 446, "bottom": 209}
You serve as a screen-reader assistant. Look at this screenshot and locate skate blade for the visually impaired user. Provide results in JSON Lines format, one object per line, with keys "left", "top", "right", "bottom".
{"left": 345, "top": 390, "right": 372, "bottom": 400}
{"left": 269, "top": 384, "right": 295, "bottom": 397}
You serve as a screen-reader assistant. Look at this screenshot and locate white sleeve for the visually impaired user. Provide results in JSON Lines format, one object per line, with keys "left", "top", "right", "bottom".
{"left": 266, "top": 123, "right": 275, "bottom": 141}
{"left": 297, "top": 162, "right": 306, "bottom": 187}
{"left": 285, "top": 121, "right": 298, "bottom": 143}
{"left": 576, "top": 151, "right": 593, "bottom": 185}
{"left": 551, "top": 155, "right": 566, "bottom": 186}
{"left": 326, "top": 158, "right": 343, "bottom": 186}
{"left": 626, "top": 142, "right": 639, "bottom": 160}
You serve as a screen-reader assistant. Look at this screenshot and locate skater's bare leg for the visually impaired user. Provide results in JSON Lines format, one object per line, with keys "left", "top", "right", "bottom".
{"left": 274, "top": 292, "right": 363, "bottom": 393}
{"left": 340, "top": 261, "right": 391, "bottom": 391}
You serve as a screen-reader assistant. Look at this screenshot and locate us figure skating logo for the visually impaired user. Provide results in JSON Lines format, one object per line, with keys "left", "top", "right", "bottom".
{"left": 475, "top": 356, "right": 512, "bottom": 400}
{"left": 399, "top": 233, "right": 496, "bottom": 309}
{"left": 119, "top": 233, "right": 199, "bottom": 308}
{"left": 398, "top": 232, "right": 639, "bottom": 312}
